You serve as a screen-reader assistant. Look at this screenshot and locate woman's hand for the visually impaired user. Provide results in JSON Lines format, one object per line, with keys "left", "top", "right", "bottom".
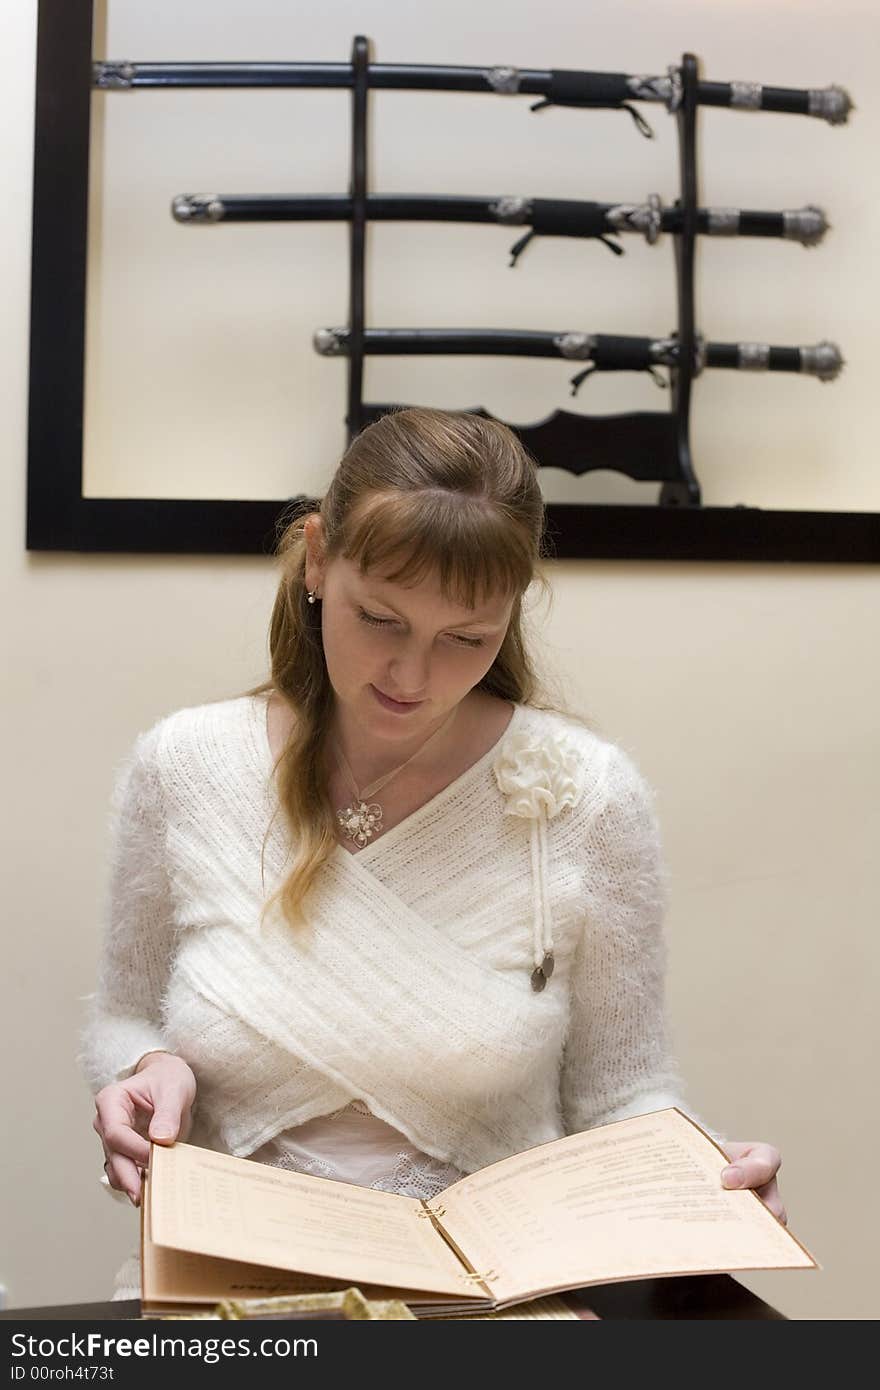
{"left": 93, "top": 1051, "right": 197, "bottom": 1207}
{"left": 721, "top": 1140, "right": 786, "bottom": 1225}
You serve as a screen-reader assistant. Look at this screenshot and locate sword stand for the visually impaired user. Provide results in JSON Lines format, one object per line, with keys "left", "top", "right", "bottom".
{"left": 339, "top": 43, "right": 703, "bottom": 506}
{"left": 30, "top": 7, "right": 870, "bottom": 561}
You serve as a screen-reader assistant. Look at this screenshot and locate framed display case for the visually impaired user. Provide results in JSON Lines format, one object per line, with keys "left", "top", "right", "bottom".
{"left": 26, "top": 0, "right": 879, "bottom": 560}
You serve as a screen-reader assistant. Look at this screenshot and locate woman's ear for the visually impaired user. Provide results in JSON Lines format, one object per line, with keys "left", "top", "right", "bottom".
{"left": 303, "top": 514, "right": 326, "bottom": 594}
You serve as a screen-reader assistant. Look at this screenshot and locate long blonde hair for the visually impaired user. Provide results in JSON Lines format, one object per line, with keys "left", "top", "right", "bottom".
{"left": 244, "top": 407, "right": 572, "bottom": 929}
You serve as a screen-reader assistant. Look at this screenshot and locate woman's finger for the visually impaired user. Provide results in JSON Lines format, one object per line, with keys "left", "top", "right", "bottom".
{"left": 94, "top": 1085, "right": 154, "bottom": 1170}
{"left": 720, "top": 1144, "right": 787, "bottom": 1226}
{"left": 721, "top": 1141, "right": 781, "bottom": 1191}
{"left": 125, "top": 1065, "right": 195, "bottom": 1145}
{"left": 94, "top": 1095, "right": 151, "bottom": 1170}
{"left": 147, "top": 1103, "right": 183, "bottom": 1144}
{"left": 755, "top": 1178, "right": 788, "bottom": 1226}
{"left": 102, "top": 1149, "right": 143, "bottom": 1205}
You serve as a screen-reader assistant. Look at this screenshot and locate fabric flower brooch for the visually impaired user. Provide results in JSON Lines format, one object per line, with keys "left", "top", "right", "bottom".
{"left": 493, "top": 725, "right": 586, "bottom": 993}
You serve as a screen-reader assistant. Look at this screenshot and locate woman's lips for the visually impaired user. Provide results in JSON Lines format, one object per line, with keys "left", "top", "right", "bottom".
{"left": 371, "top": 685, "right": 425, "bottom": 713}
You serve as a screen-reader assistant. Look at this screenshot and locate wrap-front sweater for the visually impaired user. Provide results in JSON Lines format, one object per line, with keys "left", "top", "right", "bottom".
{"left": 80, "top": 693, "right": 720, "bottom": 1212}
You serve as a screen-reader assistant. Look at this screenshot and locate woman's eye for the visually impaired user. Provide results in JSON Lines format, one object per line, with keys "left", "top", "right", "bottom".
{"left": 357, "top": 608, "right": 483, "bottom": 648}
{"left": 358, "top": 608, "right": 394, "bottom": 629}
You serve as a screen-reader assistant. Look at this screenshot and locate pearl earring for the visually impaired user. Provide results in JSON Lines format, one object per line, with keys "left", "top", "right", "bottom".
{"left": 307, "top": 589, "right": 318, "bottom": 605}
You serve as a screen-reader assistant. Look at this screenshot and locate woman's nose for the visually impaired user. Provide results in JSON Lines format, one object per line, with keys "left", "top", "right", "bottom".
{"left": 387, "top": 644, "right": 431, "bottom": 697}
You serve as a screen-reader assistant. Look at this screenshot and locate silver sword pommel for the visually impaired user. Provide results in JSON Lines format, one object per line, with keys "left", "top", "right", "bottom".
{"left": 800, "top": 340, "right": 844, "bottom": 381}
{"left": 782, "top": 205, "right": 829, "bottom": 246}
{"left": 807, "top": 85, "right": 853, "bottom": 126}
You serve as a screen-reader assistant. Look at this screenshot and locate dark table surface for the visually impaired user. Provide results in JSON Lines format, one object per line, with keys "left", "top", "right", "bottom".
{"left": 0, "top": 1274, "right": 785, "bottom": 1320}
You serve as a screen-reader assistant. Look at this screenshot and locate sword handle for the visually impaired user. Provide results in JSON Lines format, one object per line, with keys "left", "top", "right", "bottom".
{"left": 705, "top": 339, "right": 844, "bottom": 380}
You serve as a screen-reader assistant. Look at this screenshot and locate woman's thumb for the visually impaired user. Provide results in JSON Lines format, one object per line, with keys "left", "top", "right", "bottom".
{"left": 149, "top": 1113, "right": 178, "bottom": 1143}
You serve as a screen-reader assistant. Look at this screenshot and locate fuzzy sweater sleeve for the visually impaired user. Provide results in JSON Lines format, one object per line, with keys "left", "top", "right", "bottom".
{"left": 78, "top": 724, "right": 178, "bottom": 1095}
{"left": 559, "top": 744, "right": 726, "bottom": 1147}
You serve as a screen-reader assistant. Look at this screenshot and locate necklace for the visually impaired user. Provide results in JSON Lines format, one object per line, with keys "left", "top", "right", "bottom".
{"left": 332, "top": 707, "right": 458, "bottom": 847}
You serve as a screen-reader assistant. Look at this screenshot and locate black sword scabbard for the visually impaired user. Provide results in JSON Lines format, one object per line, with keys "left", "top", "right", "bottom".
{"left": 313, "top": 326, "right": 844, "bottom": 382}
{"left": 170, "top": 191, "right": 829, "bottom": 251}
{"left": 93, "top": 59, "right": 853, "bottom": 126}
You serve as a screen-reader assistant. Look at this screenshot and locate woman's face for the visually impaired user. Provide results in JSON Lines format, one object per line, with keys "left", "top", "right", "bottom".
{"left": 306, "top": 529, "right": 515, "bottom": 744}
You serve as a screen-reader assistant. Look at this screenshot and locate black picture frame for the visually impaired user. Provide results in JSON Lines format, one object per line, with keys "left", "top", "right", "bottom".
{"left": 26, "top": 0, "right": 880, "bottom": 561}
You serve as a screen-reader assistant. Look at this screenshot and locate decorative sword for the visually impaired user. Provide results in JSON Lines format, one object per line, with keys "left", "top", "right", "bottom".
{"left": 171, "top": 191, "right": 829, "bottom": 262}
{"left": 313, "top": 327, "right": 844, "bottom": 394}
{"left": 93, "top": 59, "right": 853, "bottom": 134}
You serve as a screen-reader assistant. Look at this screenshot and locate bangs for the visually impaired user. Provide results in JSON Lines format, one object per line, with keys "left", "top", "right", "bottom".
{"left": 339, "top": 490, "right": 534, "bottom": 609}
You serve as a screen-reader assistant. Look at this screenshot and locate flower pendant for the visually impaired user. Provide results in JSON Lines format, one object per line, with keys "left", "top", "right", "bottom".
{"left": 493, "top": 728, "right": 586, "bottom": 821}
{"left": 337, "top": 799, "right": 384, "bottom": 847}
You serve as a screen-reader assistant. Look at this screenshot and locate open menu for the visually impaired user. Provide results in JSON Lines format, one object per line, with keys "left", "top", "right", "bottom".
{"left": 140, "top": 1107, "right": 817, "bottom": 1317}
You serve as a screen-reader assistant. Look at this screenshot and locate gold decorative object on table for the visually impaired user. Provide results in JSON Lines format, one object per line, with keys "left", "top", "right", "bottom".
{"left": 156, "top": 1288, "right": 414, "bottom": 1320}
{"left": 219, "top": 1288, "right": 415, "bottom": 1319}
{"left": 156, "top": 1289, "right": 580, "bottom": 1320}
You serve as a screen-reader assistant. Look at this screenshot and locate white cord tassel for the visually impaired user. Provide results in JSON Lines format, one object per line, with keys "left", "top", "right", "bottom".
{"left": 492, "top": 720, "right": 583, "bottom": 994}
{"left": 530, "top": 814, "right": 555, "bottom": 992}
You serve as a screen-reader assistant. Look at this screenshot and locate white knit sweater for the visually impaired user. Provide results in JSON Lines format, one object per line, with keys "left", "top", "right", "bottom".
{"left": 79, "top": 693, "right": 722, "bottom": 1274}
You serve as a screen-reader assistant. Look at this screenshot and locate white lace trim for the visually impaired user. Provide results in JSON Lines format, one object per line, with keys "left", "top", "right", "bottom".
{"left": 248, "top": 1101, "right": 464, "bottom": 1199}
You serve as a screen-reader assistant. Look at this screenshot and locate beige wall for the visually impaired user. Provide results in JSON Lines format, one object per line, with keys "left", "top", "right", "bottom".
{"left": 1, "top": 0, "right": 877, "bottom": 1319}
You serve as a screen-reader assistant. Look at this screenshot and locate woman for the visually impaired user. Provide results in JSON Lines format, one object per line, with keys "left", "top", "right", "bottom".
{"left": 80, "top": 408, "right": 785, "bottom": 1300}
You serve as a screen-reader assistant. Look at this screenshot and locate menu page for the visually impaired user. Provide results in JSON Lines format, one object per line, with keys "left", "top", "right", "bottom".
{"left": 435, "top": 1108, "right": 816, "bottom": 1306}
{"left": 148, "top": 1141, "right": 472, "bottom": 1297}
